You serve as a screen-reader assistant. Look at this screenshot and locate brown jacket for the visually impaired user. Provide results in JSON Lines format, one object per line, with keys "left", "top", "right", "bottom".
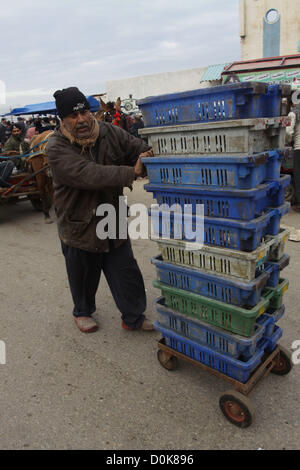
{"left": 46, "top": 121, "right": 149, "bottom": 252}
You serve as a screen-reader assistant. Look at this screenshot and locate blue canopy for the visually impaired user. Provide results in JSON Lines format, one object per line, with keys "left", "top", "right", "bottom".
{"left": 4, "top": 95, "right": 100, "bottom": 116}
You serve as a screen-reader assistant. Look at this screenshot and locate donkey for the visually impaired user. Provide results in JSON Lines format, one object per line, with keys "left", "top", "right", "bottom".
{"left": 95, "top": 97, "right": 128, "bottom": 130}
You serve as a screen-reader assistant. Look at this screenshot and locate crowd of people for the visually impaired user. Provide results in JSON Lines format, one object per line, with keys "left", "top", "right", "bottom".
{"left": 0, "top": 115, "right": 58, "bottom": 187}
{"left": 0, "top": 108, "right": 145, "bottom": 153}
{"left": 100, "top": 101, "right": 145, "bottom": 139}
{"left": 0, "top": 115, "right": 58, "bottom": 152}
{"left": 0, "top": 103, "right": 146, "bottom": 188}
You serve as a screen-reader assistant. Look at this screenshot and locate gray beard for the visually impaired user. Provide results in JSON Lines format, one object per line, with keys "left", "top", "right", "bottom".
{"left": 64, "top": 120, "right": 93, "bottom": 139}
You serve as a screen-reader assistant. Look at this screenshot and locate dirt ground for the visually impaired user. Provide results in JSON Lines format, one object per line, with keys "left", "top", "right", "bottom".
{"left": 0, "top": 178, "right": 299, "bottom": 450}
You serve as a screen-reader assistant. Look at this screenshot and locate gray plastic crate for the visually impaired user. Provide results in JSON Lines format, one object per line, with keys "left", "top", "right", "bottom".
{"left": 138, "top": 117, "right": 289, "bottom": 156}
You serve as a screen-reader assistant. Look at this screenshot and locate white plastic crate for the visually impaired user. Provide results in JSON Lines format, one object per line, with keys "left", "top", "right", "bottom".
{"left": 138, "top": 117, "right": 289, "bottom": 156}
{"left": 153, "top": 228, "right": 290, "bottom": 282}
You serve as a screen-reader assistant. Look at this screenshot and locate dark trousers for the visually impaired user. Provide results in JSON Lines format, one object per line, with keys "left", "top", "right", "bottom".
{"left": 294, "top": 149, "right": 300, "bottom": 206}
{"left": 61, "top": 239, "right": 146, "bottom": 328}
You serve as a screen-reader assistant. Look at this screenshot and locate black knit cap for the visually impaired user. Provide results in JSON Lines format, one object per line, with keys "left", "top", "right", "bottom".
{"left": 12, "top": 122, "right": 23, "bottom": 130}
{"left": 53, "top": 87, "right": 90, "bottom": 119}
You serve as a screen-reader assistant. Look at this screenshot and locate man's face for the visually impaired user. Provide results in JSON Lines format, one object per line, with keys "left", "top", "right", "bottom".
{"left": 12, "top": 127, "right": 22, "bottom": 139}
{"left": 62, "top": 109, "right": 93, "bottom": 139}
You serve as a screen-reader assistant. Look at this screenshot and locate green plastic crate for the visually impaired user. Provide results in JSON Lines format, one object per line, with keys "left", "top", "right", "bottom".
{"left": 263, "top": 278, "right": 289, "bottom": 309}
{"left": 153, "top": 278, "right": 289, "bottom": 337}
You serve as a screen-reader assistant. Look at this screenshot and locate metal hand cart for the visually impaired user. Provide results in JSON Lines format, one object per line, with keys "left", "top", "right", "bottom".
{"left": 157, "top": 338, "right": 293, "bottom": 428}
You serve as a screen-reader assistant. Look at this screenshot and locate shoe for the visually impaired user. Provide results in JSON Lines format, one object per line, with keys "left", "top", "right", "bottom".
{"left": 122, "top": 318, "right": 155, "bottom": 331}
{"left": 74, "top": 316, "right": 99, "bottom": 333}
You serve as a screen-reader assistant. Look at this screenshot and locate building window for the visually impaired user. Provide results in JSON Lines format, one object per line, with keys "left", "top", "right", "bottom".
{"left": 263, "top": 9, "right": 281, "bottom": 57}
{"left": 265, "top": 9, "right": 280, "bottom": 24}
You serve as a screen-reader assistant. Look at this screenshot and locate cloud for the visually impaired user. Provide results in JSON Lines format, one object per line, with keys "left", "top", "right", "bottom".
{"left": 6, "top": 88, "right": 55, "bottom": 99}
{"left": 160, "top": 41, "right": 178, "bottom": 50}
{"left": 0, "top": 0, "right": 240, "bottom": 107}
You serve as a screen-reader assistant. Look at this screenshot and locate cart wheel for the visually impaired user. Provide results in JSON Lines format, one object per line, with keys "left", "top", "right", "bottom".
{"left": 219, "top": 390, "right": 255, "bottom": 428}
{"left": 157, "top": 349, "right": 178, "bottom": 371}
{"left": 271, "top": 345, "right": 293, "bottom": 376}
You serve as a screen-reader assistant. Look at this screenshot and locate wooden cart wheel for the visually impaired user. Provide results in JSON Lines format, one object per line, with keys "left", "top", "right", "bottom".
{"left": 157, "top": 349, "right": 178, "bottom": 371}
{"left": 271, "top": 345, "right": 293, "bottom": 376}
{"left": 219, "top": 390, "right": 255, "bottom": 428}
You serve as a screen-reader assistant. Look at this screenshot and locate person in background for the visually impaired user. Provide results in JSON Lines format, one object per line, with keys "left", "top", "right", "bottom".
{"left": 125, "top": 113, "right": 133, "bottom": 131}
{"left": 3, "top": 123, "right": 30, "bottom": 171}
{"left": 25, "top": 123, "right": 37, "bottom": 143}
{"left": 129, "top": 114, "right": 145, "bottom": 139}
{"left": 286, "top": 103, "right": 300, "bottom": 212}
{"left": 51, "top": 117, "right": 59, "bottom": 127}
{"left": 42, "top": 117, "right": 55, "bottom": 131}
{"left": 35, "top": 118, "right": 44, "bottom": 134}
{"left": 26, "top": 118, "right": 35, "bottom": 128}
{"left": 17, "top": 116, "right": 27, "bottom": 137}
{"left": 0, "top": 120, "right": 7, "bottom": 151}
{"left": 5, "top": 121, "right": 12, "bottom": 140}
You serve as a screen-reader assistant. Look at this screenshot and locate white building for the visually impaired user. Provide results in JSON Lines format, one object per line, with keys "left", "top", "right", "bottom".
{"left": 105, "top": 64, "right": 229, "bottom": 113}
{"left": 240, "top": 0, "right": 300, "bottom": 60}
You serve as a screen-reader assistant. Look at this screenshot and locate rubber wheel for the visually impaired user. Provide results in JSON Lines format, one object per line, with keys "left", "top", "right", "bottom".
{"left": 157, "top": 349, "right": 178, "bottom": 371}
{"left": 271, "top": 345, "right": 293, "bottom": 376}
{"left": 219, "top": 390, "right": 255, "bottom": 428}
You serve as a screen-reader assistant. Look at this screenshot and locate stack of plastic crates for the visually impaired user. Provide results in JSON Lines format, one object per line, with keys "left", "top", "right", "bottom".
{"left": 138, "top": 82, "right": 292, "bottom": 384}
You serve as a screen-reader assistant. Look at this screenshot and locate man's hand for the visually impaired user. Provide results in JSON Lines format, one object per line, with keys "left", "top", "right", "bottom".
{"left": 134, "top": 149, "right": 153, "bottom": 178}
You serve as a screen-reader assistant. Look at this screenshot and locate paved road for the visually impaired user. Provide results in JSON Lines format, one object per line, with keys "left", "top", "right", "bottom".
{"left": 0, "top": 179, "right": 299, "bottom": 450}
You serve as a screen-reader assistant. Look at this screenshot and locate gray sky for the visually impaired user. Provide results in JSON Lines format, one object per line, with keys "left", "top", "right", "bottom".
{"left": 0, "top": 0, "right": 240, "bottom": 112}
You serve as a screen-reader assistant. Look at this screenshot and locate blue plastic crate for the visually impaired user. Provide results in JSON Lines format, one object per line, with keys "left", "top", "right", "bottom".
{"left": 154, "top": 321, "right": 269, "bottom": 383}
{"left": 137, "top": 82, "right": 290, "bottom": 127}
{"left": 257, "top": 305, "right": 285, "bottom": 338}
{"left": 150, "top": 202, "right": 290, "bottom": 251}
{"left": 152, "top": 255, "right": 270, "bottom": 308}
{"left": 155, "top": 296, "right": 267, "bottom": 360}
{"left": 265, "top": 174, "right": 291, "bottom": 207}
{"left": 267, "top": 203, "right": 290, "bottom": 236}
{"left": 263, "top": 325, "right": 283, "bottom": 353}
{"left": 261, "top": 254, "right": 290, "bottom": 287}
{"left": 145, "top": 174, "right": 290, "bottom": 221}
{"left": 141, "top": 152, "right": 283, "bottom": 190}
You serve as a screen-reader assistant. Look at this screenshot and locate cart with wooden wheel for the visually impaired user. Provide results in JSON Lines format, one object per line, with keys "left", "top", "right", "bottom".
{"left": 0, "top": 149, "right": 51, "bottom": 217}
{"left": 157, "top": 337, "right": 292, "bottom": 428}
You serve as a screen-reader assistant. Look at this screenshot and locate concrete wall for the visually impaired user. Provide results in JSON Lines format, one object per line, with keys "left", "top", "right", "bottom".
{"left": 105, "top": 67, "right": 208, "bottom": 103}
{"left": 240, "top": 0, "right": 300, "bottom": 60}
